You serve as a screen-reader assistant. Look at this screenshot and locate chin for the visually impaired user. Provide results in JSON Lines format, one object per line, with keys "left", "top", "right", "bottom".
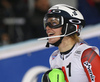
{"left": 48, "top": 38, "right": 60, "bottom": 44}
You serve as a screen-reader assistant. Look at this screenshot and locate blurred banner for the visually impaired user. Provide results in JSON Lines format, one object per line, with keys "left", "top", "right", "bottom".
{"left": 0, "top": 24, "right": 100, "bottom": 82}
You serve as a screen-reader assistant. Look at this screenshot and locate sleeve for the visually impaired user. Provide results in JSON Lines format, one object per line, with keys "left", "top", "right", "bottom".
{"left": 81, "top": 48, "right": 100, "bottom": 82}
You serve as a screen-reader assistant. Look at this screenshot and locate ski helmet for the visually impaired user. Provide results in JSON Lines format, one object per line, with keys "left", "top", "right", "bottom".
{"left": 44, "top": 4, "right": 85, "bottom": 36}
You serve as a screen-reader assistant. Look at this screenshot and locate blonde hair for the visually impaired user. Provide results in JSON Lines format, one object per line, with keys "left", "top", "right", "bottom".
{"left": 69, "top": 33, "right": 82, "bottom": 43}
{"left": 69, "top": 33, "right": 88, "bottom": 44}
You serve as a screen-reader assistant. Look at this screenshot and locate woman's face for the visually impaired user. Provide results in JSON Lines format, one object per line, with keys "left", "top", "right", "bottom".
{"left": 46, "top": 26, "right": 62, "bottom": 44}
{"left": 45, "top": 17, "right": 63, "bottom": 44}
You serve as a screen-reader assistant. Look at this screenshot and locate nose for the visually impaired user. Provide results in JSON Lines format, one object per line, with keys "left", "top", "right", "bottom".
{"left": 46, "top": 26, "right": 52, "bottom": 33}
{"left": 46, "top": 26, "right": 51, "bottom": 31}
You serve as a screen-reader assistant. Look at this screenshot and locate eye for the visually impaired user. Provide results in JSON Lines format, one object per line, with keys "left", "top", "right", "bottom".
{"left": 52, "top": 22, "right": 58, "bottom": 26}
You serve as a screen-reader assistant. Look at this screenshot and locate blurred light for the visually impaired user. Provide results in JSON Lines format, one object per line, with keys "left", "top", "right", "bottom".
{"left": 3, "top": 18, "right": 26, "bottom": 25}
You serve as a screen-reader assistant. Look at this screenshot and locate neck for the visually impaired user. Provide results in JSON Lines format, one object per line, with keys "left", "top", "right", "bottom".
{"left": 58, "top": 37, "right": 76, "bottom": 52}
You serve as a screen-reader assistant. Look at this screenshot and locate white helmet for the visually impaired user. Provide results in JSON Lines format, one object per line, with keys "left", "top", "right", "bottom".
{"left": 44, "top": 4, "right": 85, "bottom": 36}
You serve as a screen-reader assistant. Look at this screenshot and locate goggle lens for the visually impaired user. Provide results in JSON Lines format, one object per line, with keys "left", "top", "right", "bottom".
{"left": 44, "top": 16, "right": 63, "bottom": 29}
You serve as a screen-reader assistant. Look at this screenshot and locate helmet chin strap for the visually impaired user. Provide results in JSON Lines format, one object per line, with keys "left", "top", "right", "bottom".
{"left": 38, "top": 34, "right": 65, "bottom": 47}
{"left": 50, "top": 37, "right": 64, "bottom": 47}
{"left": 45, "top": 34, "right": 64, "bottom": 47}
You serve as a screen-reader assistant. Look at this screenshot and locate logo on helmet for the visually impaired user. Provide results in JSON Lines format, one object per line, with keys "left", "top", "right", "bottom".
{"left": 72, "top": 11, "right": 77, "bottom": 16}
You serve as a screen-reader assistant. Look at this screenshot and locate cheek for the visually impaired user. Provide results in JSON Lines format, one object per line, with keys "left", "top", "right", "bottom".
{"left": 57, "top": 31, "right": 62, "bottom": 35}
{"left": 55, "top": 28, "right": 62, "bottom": 35}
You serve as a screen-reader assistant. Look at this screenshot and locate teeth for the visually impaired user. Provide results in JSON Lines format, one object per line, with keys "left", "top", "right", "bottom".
{"left": 48, "top": 33, "right": 54, "bottom": 36}
{"left": 48, "top": 33, "right": 53, "bottom": 35}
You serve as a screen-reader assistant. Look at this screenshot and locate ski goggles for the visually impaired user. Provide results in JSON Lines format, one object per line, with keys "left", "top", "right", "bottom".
{"left": 43, "top": 15, "right": 64, "bottom": 29}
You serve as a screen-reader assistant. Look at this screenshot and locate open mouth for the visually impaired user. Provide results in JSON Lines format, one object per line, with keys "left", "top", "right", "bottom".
{"left": 48, "top": 33, "right": 55, "bottom": 37}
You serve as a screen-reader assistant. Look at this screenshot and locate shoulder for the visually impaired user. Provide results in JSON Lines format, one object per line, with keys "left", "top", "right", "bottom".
{"left": 49, "top": 50, "right": 59, "bottom": 68}
{"left": 49, "top": 50, "right": 59, "bottom": 60}
{"left": 80, "top": 43, "right": 99, "bottom": 63}
{"left": 74, "top": 43, "right": 99, "bottom": 57}
{"left": 76, "top": 43, "right": 99, "bottom": 53}
{"left": 80, "top": 43, "right": 99, "bottom": 55}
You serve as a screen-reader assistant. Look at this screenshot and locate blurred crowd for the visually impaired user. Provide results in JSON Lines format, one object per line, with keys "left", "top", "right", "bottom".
{"left": 0, "top": 0, "right": 50, "bottom": 46}
{"left": 0, "top": 0, "right": 29, "bottom": 45}
{"left": 0, "top": 0, "right": 100, "bottom": 46}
